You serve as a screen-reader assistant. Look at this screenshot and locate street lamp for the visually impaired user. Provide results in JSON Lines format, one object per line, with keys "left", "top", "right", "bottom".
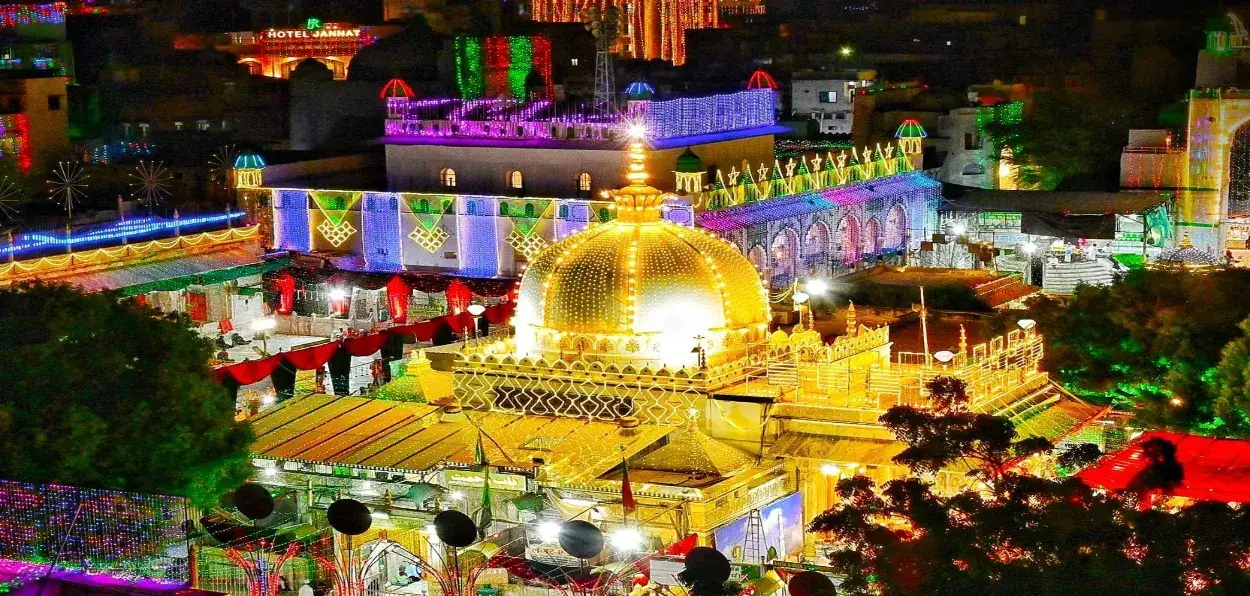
{"left": 466, "top": 303, "right": 486, "bottom": 345}
{"left": 839, "top": 46, "right": 853, "bottom": 57}
{"left": 805, "top": 278, "right": 829, "bottom": 296}
{"left": 950, "top": 222, "right": 967, "bottom": 237}
{"left": 1017, "top": 319, "right": 1036, "bottom": 331}
{"left": 609, "top": 527, "right": 644, "bottom": 552}
{"left": 251, "top": 317, "right": 276, "bottom": 355}
{"left": 933, "top": 350, "right": 955, "bottom": 369}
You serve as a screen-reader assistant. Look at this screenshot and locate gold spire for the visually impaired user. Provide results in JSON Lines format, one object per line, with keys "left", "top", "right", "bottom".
{"left": 612, "top": 130, "right": 666, "bottom": 222}
{"left": 1179, "top": 232, "right": 1194, "bottom": 250}
{"left": 845, "top": 301, "right": 857, "bottom": 336}
{"left": 959, "top": 324, "right": 968, "bottom": 355}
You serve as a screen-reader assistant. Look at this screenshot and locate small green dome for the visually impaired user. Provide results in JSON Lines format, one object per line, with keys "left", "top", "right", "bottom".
{"left": 1206, "top": 15, "right": 1234, "bottom": 33}
{"left": 234, "top": 150, "right": 266, "bottom": 169}
{"left": 675, "top": 147, "right": 702, "bottom": 173}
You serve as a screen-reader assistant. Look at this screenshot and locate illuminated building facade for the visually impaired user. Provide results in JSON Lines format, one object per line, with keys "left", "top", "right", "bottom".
{"left": 176, "top": 20, "right": 400, "bottom": 81}
{"left": 527, "top": 0, "right": 718, "bottom": 65}
{"left": 247, "top": 146, "right": 1106, "bottom": 559}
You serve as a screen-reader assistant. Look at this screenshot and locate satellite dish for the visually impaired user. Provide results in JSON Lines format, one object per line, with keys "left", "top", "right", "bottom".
{"left": 233, "top": 483, "right": 275, "bottom": 521}
{"left": 682, "top": 546, "right": 731, "bottom": 585}
{"left": 558, "top": 520, "right": 604, "bottom": 559}
{"left": 433, "top": 509, "right": 478, "bottom": 547}
{"left": 788, "top": 571, "right": 837, "bottom": 596}
{"left": 326, "top": 499, "right": 373, "bottom": 536}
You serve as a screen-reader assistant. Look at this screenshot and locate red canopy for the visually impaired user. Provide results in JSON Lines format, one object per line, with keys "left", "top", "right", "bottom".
{"left": 213, "top": 301, "right": 515, "bottom": 386}
{"left": 1077, "top": 431, "right": 1250, "bottom": 504}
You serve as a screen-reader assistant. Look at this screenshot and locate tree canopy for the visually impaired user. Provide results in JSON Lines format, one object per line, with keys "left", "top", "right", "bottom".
{"left": 1021, "top": 268, "right": 1250, "bottom": 435}
{"left": 0, "top": 282, "right": 251, "bottom": 505}
{"left": 809, "top": 377, "right": 1250, "bottom": 595}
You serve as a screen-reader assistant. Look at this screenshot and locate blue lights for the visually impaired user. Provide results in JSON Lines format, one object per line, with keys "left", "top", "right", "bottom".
{"left": 234, "top": 151, "right": 266, "bottom": 169}
{"left": 0, "top": 212, "right": 245, "bottom": 259}
{"left": 274, "top": 190, "right": 312, "bottom": 252}
{"left": 362, "top": 192, "right": 403, "bottom": 271}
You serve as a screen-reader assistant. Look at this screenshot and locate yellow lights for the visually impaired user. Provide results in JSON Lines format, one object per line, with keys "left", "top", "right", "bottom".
{"left": 626, "top": 141, "right": 649, "bottom": 186}
{"left": 820, "top": 463, "right": 841, "bottom": 476}
{"left": 626, "top": 122, "right": 648, "bottom": 140}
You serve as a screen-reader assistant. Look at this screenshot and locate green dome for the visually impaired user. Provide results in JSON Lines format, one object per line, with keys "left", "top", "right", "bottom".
{"left": 675, "top": 147, "right": 702, "bottom": 173}
{"left": 1206, "top": 15, "right": 1234, "bottom": 33}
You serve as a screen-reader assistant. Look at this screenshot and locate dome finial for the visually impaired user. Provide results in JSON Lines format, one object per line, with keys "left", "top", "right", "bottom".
{"left": 611, "top": 121, "right": 667, "bottom": 221}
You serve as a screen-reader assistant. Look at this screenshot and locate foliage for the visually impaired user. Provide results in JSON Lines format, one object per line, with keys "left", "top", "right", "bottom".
{"left": 0, "top": 282, "right": 251, "bottom": 505}
{"left": 1022, "top": 268, "right": 1250, "bottom": 435}
{"left": 1213, "top": 317, "right": 1250, "bottom": 431}
{"left": 809, "top": 376, "right": 1250, "bottom": 595}
{"left": 1010, "top": 93, "right": 1147, "bottom": 191}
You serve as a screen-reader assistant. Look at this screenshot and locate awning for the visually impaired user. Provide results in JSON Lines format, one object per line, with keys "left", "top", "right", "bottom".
{"left": 1077, "top": 431, "right": 1250, "bottom": 503}
{"left": 768, "top": 432, "right": 906, "bottom": 466}
{"left": 1008, "top": 392, "right": 1110, "bottom": 443}
{"left": 23, "top": 245, "right": 277, "bottom": 294}
{"left": 250, "top": 395, "right": 674, "bottom": 482}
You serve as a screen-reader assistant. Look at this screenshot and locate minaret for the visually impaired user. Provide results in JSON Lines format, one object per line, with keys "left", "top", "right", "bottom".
{"left": 845, "top": 301, "right": 858, "bottom": 336}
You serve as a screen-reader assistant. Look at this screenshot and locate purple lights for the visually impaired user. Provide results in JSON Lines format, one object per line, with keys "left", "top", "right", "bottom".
{"left": 383, "top": 90, "right": 777, "bottom": 143}
{"left": 697, "top": 173, "right": 941, "bottom": 232}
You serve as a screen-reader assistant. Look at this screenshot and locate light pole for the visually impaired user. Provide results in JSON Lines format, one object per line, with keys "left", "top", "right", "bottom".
{"left": 251, "top": 317, "right": 276, "bottom": 355}
{"left": 466, "top": 304, "right": 486, "bottom": 346}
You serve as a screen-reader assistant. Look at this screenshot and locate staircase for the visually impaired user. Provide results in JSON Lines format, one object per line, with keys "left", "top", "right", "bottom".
{"left": 767, "top": 361, "right": 798, "bottom": 387}
{"left": 1042, "top": 259, "right": 1115, "bottom": 295}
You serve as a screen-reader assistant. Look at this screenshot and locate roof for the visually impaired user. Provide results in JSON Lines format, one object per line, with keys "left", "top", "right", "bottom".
{"left": 940, "top": 186, "right": 1168, "bottom": 216}
{"left": 15, "top": 244, "right": 270, "bottom": 294}
{"left": 698, "top": 172, "right": 941, "bottom": 232}
{"left": 1077, "top": 431, "right": 1250, "bottom": 503}
{"left": 768, "top": 432, "right": 906, "bottom": 466}
{"left": 250, "top": 394, "right": 674, "bottom": 484}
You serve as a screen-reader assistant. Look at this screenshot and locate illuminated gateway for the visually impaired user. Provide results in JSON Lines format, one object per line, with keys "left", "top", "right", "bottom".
{"left": 528, "top": 0, "right": 718, "bottom": 65}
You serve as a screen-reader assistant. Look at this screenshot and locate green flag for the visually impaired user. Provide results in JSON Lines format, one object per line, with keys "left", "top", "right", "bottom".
{"left": 478, "top": 465, "right": 493, "bottom": 539}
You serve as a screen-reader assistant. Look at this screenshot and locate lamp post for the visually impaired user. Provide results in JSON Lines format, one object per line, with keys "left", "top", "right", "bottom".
{"left": 933, "top": 349, "right": 955, "bottom": 370}
{"left": 251, "top": 317, "right": 276, "bottom": 355}
{"left": 466, "top": 304, "right": 486, "bottom": 346}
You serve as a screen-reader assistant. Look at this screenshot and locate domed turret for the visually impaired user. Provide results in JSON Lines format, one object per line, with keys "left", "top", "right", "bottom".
{"left": 512, "top": 135, "right": 770, "bottom": 368}
{"left": 675, "top": 147, "right": 702, "bottom": 173}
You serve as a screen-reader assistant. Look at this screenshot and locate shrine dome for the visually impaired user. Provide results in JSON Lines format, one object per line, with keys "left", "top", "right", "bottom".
{"left": 512, "top": 140, "right": 770, "bottom": 368}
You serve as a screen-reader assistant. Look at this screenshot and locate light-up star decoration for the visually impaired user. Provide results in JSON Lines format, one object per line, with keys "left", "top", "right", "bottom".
{"left": 129, "top": 160, "right": 171, "bottom": 214}
{"left": 208, "top": 145, "right": 238, "bottom": 190}
{"left": 0, "top": 176, "right": 21, "bottom": 220}
{"left": 48, "top": 161, "right": 87, "bottom": 220}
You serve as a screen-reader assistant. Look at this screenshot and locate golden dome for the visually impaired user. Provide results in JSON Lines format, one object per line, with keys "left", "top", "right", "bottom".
{"left": 512, "top": 139, "right": 770, "bottom": 368}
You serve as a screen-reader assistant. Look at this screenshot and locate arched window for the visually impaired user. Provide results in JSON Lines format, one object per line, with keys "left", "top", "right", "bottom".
{"left": 440, "top": 168, "right": 457, "bottom": 187}
{"left": 499, "top": 202, "right": 510, "bottom": 216}
{"left": 578, "top": 172, "right": 592, "bottom": 192}
{"left": 524, "top": 203, "right": 536, "bottom": 217}
{"left": 961, "top": 163, "right": 986, "bottom": 176}
{"left": 559, "top": 204, "right": 569, "bottom": 218}
{"left": 508, "top": 170, "right": 524, "bottom": 189}
{"left": 599, "top": 207, "right": 610, "bottom": 222}
{"left": 467, "top": 201, "right": 477, "bottom": 215}
{"left": 418, "top": 198, "right": 430, "bottom": 213}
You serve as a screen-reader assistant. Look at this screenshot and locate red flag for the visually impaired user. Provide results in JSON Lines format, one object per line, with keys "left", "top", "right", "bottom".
{"left": 621, "top": 454, "right": 636, "bottom": 515}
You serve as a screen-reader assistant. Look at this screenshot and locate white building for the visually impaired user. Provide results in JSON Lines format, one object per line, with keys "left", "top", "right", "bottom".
{"left": 790, "top": 77, "right": 866, "bottom": 135}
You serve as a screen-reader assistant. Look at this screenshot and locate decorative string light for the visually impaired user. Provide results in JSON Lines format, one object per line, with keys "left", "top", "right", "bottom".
{"left": 273, "top": 189, "right": 312, "bottom": 251}
{"left": 129, "top": 161, "right": 171, "bottom": 213}
{"left": 0, "top": 211, "right": 246, "bottom": 259}
{"left": 0, "top": 3, "right": 65, "bottom": 27}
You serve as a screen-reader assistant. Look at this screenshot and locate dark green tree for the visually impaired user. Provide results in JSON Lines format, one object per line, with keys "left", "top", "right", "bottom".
{"left": 1011, "top": 93, "right": 1148, "bottom": 190}
{"left": 0, "top": 282, "right": 251, "bottom": 505}
{"left": 1023, "top": 268, "right": 1250, "bottom": 435}
{"left": 809, "top": 377, "right": 1250, "bottom": 595}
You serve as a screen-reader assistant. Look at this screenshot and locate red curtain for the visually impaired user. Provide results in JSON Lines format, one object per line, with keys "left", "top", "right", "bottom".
{"left": 187, "top": 292, "right": 208, "bottom": 323}
{"left": 343, "top": 332, "right": 390, "bottom": 357}
{"left": 386, "top": 276, "right": 411, "bottom": 323}
{"left": 484, "top": 301, "right": 515, "bottom": 324}
{"left": 283, "top": 342, "right": 340, "bottom": 370}
{"left": 215, "top": 356, "right": 282, "bottom": 385}
{"left": 445, "top": 280, "right": 472, "bottom": 314}
{"left": 271, "top": 271, "right": 296, "bottom": 315}
{"left": 211, "top": 299, "right": 519, "bottom": 386}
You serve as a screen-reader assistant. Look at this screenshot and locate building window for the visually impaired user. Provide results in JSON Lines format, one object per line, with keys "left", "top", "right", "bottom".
{"left": 559, "top": 204, "right": 569, "bottom": 218}
{"left": 174, "top": 121, "right": 184, "bottom": 131}
{"left": 571, "top": 58, "right": 579, "bottom": 66}
{"left": 467, "top": 201, "right": 477, "bottom": 215}
{"left": 508, "top": 170, "right": 524, "bottom": 189}
{"left": 964, "top": 133, "right": 980, "bottom": 150}
{"left": 819, "top": 91, "right": 838, "bottom": 103}
{"left": 440, "top": 168, "right": 457, "bottom": 187}
{"left": 578, "top": 172, "right": 592, "bottom": 192}
{"left": 196, "top": 120, "right": 210, "bottom": 131}
{"left": 47, "top": 95, "right": 61, "bottom": 110}
{"left": 962, "top": 164, "right": 986, "bottom": 176}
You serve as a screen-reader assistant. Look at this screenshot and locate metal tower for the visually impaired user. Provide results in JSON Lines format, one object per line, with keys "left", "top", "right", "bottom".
{"left": 584, "top": 5, "right": 622, "bottom": 115}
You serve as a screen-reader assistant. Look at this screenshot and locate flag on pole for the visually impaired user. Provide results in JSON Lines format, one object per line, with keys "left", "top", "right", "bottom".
{"left": 621, "top": 449, "right": 636, "bottom": 516}
{"left": 478, "top": 465, "right": 493, "bottom": 539}
{"left": 476, "top": 432, "right": 493, "bottom": 539}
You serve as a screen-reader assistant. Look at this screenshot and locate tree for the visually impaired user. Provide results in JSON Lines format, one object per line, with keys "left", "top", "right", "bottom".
{"left": 1022, "top": 268, "right": 1250, "bottom": 435}
{"left": 0, "top": 282, "right": 251, "bottom": 505}
{"left": 808, "top": 376, "right": 1250, "bottom": 595}
{"left": 1011, "top": 93, "right": 1149, "bottom": 191}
